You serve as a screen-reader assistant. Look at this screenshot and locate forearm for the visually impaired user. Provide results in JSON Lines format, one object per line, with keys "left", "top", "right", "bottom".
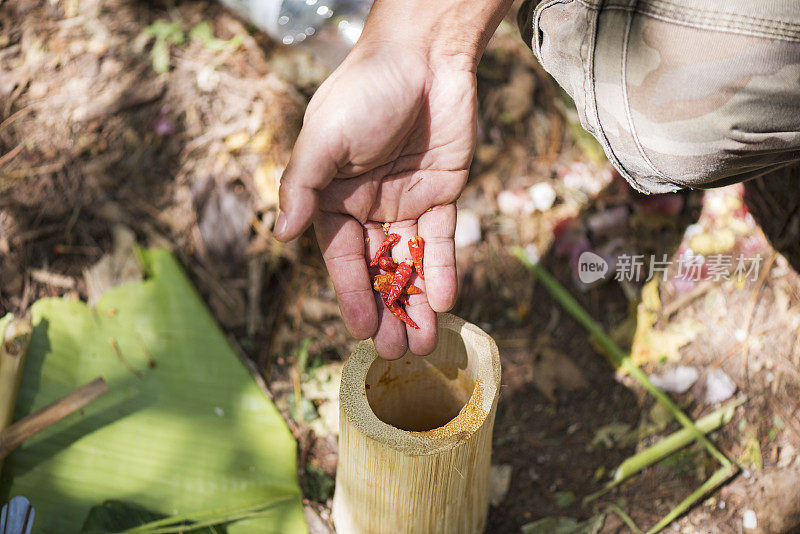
{"left": 359, "top": 0, "right": 515, "bottom": 71}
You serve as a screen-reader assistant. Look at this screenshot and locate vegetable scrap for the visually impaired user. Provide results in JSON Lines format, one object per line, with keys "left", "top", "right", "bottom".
{"left": 369, "top": 231, "right": 425, "bottom": 329}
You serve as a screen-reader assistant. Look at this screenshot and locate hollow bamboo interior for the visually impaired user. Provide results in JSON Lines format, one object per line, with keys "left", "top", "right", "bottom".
{"left": 333, "top": 313, "right": 501, "bottom": 534}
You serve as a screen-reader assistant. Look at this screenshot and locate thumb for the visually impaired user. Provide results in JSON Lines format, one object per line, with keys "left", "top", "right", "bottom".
{"left": 273, "top": 125, "right": 339, "bottom": 241}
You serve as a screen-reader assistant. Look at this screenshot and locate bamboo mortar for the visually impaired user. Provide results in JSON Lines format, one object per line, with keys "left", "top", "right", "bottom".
{"left": 332, "top": 313, "right": 501, "bottom": 534}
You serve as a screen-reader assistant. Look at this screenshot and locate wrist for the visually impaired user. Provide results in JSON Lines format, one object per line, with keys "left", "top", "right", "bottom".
{"left": 357, "top": 0, "right": 513, "bottom": 72}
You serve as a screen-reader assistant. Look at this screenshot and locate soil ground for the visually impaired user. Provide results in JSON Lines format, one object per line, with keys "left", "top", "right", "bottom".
{"left": 2, "top": 1, "right": 800, "bottom": 532}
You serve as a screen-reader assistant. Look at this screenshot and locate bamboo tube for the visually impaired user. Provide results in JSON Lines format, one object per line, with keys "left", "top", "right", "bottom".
{"left": 0, "top": 318, "right": 33, "bottom": 432}
{"left": 332, "top": 313, "right": 501, "bottom": 534}
{"left": 0, "top": 317, "right": 33, "bottom": 477}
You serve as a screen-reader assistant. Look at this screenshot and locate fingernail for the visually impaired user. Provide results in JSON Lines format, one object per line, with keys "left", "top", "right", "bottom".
{"left": 274, "top": 210, "right": 288, "bottom": 238}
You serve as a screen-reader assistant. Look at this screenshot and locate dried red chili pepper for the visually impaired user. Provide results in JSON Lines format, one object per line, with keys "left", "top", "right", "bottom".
{"left": 408, "top": 236, "right": 424, "bottom": 279}
{"left": 378, "top": 256, "right": 398, "bottom": 272}
{"left": 373, "top": 274, "right": 421, "bottom": 295}
{"left": 369, "top": 233, "right": 400, "bottom": 266}
{"left": 386, "top": 260, "right": 414, "bottom": 306}
{"left": 382, "top": 294, "right": 419, "bottom": 329}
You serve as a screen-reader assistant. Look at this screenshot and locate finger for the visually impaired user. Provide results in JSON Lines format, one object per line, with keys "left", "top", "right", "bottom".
{"left": 405, "top": 291, "right": 437, "bottom": 355}
{"left": 417, "top": 204, "right": 458, "bottom": 313}
{"left": 275, "top": 124, "right": 340, "bottom": 241}
{"left": 315, "top": 213, "right": 377, "bottom": 339}
{"left": 386, "top": 221, "right": 438, "bottom": 356}
{"left": 367, "top": 225, "right": 408, "bottom": 359}
{"left": 371, "top": 291, "right": 409, "bottom": 360}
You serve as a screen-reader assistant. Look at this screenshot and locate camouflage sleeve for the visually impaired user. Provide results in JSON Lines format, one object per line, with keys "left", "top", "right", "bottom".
{"left": 517, "top": 0, "right": 800, "bottom": 194}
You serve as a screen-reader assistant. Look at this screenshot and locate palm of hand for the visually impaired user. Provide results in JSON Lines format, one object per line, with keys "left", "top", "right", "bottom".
{"left": 278, "top": 47, "right": 477, "bottom": 358}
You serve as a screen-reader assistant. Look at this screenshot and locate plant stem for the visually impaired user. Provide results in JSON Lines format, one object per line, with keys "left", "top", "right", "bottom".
{"left": 586, "top": 398, "right": 744, "bottom": 503}
{"left": 607, "top": 503, "right": 644, "bottom": 534}
{"left": 645, "top": 465, "right": 737, "bottom": 534}
{"left": 121, "top": 497, "right": 294, "bottom": 533}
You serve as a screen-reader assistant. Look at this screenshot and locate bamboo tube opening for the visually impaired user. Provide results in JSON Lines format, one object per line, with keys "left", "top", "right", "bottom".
{"left": 365, "top": 327, "right": 474, "bottom": 431}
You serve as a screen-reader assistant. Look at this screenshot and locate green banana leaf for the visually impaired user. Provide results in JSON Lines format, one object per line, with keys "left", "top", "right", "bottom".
{"left": 0, "top": 249, "right": 307, "bottom": 533}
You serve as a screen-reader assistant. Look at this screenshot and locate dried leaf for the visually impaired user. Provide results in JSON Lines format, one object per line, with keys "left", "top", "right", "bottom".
{"left": 631, "top": 282, "right": 704, "bottom": 366}
{"left": 739, "top": 435, "right": 763, "bottom": 471}
{"left": 225, "top": 132, "right": 250, "bottom": 152}
{"left": 83, "top": 225, "right": 143, "bottom": 306}
{"left": 528, "top": 346, "right": 588, "bottom": 403}
{"left": 554, "top": 491, "right": 575, "bottom": 509}
{"left": 589, "top": 422, "right": 631, "bottom": 451}
{"left": 489, "top": 464, "right": 512, "bottom": 507}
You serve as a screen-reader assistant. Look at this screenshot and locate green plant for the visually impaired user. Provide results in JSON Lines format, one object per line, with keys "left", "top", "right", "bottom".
{"left": 189, "top": 22, "right": 243, "bottom": 53}
{"left": 144, "top": 20, "right": 185, "bottom": 73}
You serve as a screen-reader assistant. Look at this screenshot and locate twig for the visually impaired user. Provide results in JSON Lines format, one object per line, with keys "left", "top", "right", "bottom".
{"left": 10, "top": 223, "right": 63, "bottom": 246}
{"left": 0, "top": 106, "right": 32, "bottom": 132}
{"left": 246, "top": 256, "right": 264, "bottom": 337}
{"left": 740, "top": 252, "right": 776, "bottom": 386}
{"left": 259, "top": 244, "right": 297, "bottom": 374}
{"left": 136, "top": 336, "right": 157, "bottom": 369}
{"left": 30, "top": 268, "right": 76, "bottom": 289}
{"left": 0, "top": 143, "right": 23, "bottom": 167}
{"left": 607, "top": 503, "right": 644, "bottom": 534}
{"left": 109, "top": 337, "right": 146, "bottom": 379}
{"left": 52, "top": 244, "right": 102, "bottom": 256}
{"left": 0, "top": 378, "right": 109, "bottom": 460}
{"left": 662, "top": 280, "right": 713, "bottom": 317}
{"left": 4, "top": 160, "right": 65, "bottom": 177}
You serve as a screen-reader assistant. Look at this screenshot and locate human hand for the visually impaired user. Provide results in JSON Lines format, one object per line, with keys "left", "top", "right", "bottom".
{"left": 273, "top": 38, "right": 476, "bottom": 359}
